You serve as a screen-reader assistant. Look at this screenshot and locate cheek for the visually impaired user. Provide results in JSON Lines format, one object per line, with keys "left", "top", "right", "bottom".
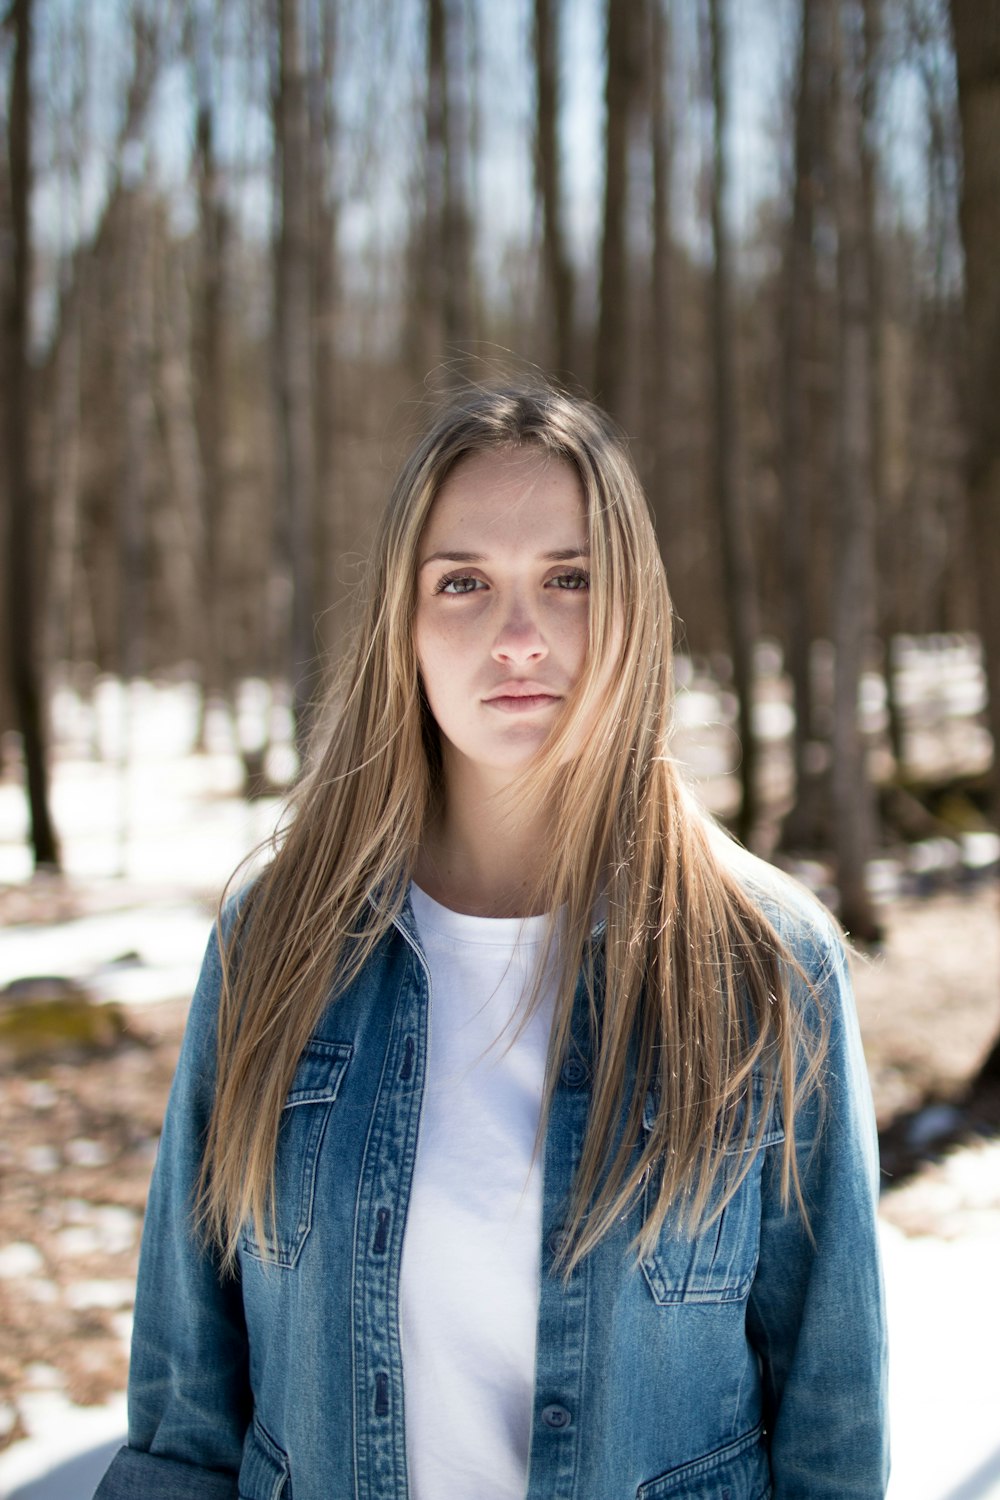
{"left": 556, "top": 605, "right": 590, "bottom": 676}
{"left": 413, "top": 616, "right": 460, "bottom": 712}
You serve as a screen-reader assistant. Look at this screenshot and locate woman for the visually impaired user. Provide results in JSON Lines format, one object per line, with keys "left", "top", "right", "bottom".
{"left": 97, "top": 383, "right": 887, "bottom": 1500}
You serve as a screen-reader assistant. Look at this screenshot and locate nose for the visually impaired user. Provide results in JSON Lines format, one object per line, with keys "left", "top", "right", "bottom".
{"left": 491, "top": 598, "right": 548, "bottom": 666}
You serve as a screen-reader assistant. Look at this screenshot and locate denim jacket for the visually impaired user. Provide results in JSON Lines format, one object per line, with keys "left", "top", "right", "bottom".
{"left": 96, "top": 870, "right": 888, "bottom": 1500}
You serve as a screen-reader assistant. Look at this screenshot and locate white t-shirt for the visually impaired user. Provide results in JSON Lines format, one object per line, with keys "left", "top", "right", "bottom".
{"left": 400, "top": 882, "right": 558, "bottom": 1500}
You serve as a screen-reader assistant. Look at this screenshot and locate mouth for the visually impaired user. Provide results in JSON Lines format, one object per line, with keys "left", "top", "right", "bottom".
{"left": 483, "top": 683, "right": 562, "bottom": 713}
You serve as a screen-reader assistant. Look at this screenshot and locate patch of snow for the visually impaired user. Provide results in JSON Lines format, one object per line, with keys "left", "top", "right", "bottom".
{"left": 0, "top": 1391, "right": 126, "bottom": 1500}
{"left": 21, "top": 1148, "right": 58, "bottom": 1176}
{"left": 91, "top": 1208, "right": 138, "bottom": 1255}
{"left": 22, "top": 1085, "right": 56, "bottom": 1112}
{"left": 63, "top": 1281, "right": 134, "bottom": 1312}
{"left": 20, "top": 1282, "right": 58, "bottom": 1305}
{"left": 52, "top": 1227, "right": 100, "bottom": 1258}
{"left": 883, "top": 1216, "right": 1000, "bottom": 1500}
{"left": 64, "top": 1140, "right": 109, "bottom": 1169}
{"left": 0, "top": 1245, "right": 44, "bottom": 1279}
{"left": 52, "top": 1208, "right": 137, "bottom": 1260}
{"left": 0, "top": 904, "right": 216, "bottom": 1004}
{"left": 21, "top": 1369, "right": 63, "bottom": 1394}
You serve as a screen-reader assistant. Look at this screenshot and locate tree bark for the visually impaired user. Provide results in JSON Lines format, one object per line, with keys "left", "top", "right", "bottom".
{"left": 644, "top": 0, "right": 674, "bottom": 543}
{"left": 533, "top": 0, "right": 574, "bottom": 376}
{"left": 439, "top": 0, "right": 473, "bottom": 351}
{"left": 193, "top": 1, "right": 229, "bottom": 720}
{"left": 949, "top": 0, "right": 1000, "bottom": 1083}
{"left": 3, "top": 0, "right": 60, "bottom": 868}
{"left": 46, "top": 257, "right": 83, "bottom": 676}
{"left": 707, "top": 0, "right": 760, "bottom": 848}
{"left": 595, "top": 0, "right": 636, "bottom": 419}
{"left": 275, "top": 0, "right": 317, "bottom": 746}
{"left": 830, "top": 0, "right": 880, "bottom": 940}
{"left": 779, "top": 0, "right": 829, "bottom": 850}
{"left": 310, "top": 0, "right": 341, "bottom": 629}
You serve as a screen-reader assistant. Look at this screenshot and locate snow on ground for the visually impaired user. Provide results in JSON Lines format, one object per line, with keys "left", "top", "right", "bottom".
{"left": 1, "top": 675, "right": 999, "bottom": 1499}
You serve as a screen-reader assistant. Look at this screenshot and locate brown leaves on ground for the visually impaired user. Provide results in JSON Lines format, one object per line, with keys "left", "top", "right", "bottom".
{"left": 0, "top": 1000, "right": 187, "bottom": 1449}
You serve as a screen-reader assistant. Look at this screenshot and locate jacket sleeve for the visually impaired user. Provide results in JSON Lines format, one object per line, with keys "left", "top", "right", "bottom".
{"left": 95, "top": 908, "right": 250, "bottom": 1500}
{"left": 745, "top": 914, "right": 889, "bottom": 1499}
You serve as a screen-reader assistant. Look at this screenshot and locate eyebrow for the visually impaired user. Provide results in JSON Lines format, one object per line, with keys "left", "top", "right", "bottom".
{"left": 419, "top": 545, "right": 590, "bottom": 569}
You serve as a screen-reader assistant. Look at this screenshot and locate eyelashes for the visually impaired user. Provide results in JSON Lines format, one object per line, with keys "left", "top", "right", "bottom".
{"left": 433, "top": 569, "right": 590, "bottom": 596}
{"left": 436, "top": 573, "right": 484, "bottom": 595}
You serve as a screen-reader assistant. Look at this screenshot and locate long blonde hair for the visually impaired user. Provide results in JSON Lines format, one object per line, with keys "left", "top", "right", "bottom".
{"left": 200, "top": 381, "right": 826, "bottom": 1272}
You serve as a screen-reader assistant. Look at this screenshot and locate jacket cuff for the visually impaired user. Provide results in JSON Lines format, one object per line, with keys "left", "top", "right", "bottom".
{"left": 94, "top": 1446, "right": 239, "bottom": 1500}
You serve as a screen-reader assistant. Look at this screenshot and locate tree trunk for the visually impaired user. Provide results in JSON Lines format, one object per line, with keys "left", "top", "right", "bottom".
{"left": 439, "top": 0, "right": 473, "bottom": 351}
{"left": 154, "top": 230, "right": 207, "bottom": 662}
{"left": 595, "top": 0, "right": 636, "bottom": 419}
{"left": 275, "top": 0, "right": 317, "bottom": 747}
{"left": 3, "top": 0, "right": 60, "bottom": 869}
{"left": 45, "top": 258, "right": 83, "bottom": 676}
{"left": 193, "top": 2, "right": 230, "bottom": 724}
{"left": 949, "top": 0, "right": 1000, "bottom": 1084}
{"left": 707, "top": 0, "right": 760, "bottom": 848}
{"left": 533, "top": 0, "right": 574, "bottom": 377}
{"left": 830, "top": 0, "right": 880, "bottom": 940}
{"left": 779, "top": 0, "right": 829, "bottom": 850}
{"left": 310, "top": 0, "right": 341, "bottom": 630}
{"left": 644, "top": 0, "right": 674, "bottom": 543}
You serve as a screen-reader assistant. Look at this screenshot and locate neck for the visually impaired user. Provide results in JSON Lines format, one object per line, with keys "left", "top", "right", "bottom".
{"left": 414, "top": 763, "right": 554, "bottom": 918}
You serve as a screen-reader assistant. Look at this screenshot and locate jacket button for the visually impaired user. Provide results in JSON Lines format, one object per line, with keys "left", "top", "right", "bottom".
{"left": 560, "top": 1057, "right": 587, "bottom": 1087}
{"left": 541, "top": 1403, "right": 571, "bottom": 1430}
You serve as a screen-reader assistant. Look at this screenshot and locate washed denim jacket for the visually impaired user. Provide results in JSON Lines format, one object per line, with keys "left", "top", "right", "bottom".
{"left": 95, "top": 870, "right": 888, "bottom": 1500}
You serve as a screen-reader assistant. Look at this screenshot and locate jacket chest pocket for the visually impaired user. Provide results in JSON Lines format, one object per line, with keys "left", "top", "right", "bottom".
{"left": 639, "top": 1078, "right": 783, "bottom": 1307}
{"left": 240, "top": 1039, "right": 353, "bottom": 1269}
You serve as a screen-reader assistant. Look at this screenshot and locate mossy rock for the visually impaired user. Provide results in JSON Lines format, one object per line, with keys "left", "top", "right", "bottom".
{"left": 0, "top": 976, "right": 128, "bottom": 1066}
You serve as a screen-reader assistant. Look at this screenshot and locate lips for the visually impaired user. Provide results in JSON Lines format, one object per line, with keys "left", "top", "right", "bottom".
{"left": 483, "top": 682, "right": 562, "bottom": 712}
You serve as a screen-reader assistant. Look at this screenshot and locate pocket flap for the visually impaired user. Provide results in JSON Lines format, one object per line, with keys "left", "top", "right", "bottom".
{"left": 643, "top": 1074, "right": 783, "bottom": 1151}
{"left": 284, "top": 1039, "right": 353, "bottom": 1108}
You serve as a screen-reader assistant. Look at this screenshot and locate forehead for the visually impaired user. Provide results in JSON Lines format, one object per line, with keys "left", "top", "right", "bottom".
{"left": 420, "top": 447, "right": 585, "bottom": 552}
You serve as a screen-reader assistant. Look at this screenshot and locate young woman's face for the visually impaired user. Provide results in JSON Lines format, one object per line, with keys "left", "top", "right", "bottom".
{"left": 414, "top": 447, "right": 590, "bottom": 789}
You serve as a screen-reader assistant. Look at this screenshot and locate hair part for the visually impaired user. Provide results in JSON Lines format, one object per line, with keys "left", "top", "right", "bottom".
{"left": 198, "top": 378, "right": 827, "bottom": 1274}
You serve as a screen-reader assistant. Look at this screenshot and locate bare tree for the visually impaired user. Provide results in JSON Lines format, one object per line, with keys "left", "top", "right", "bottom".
{"left": 829, "top": 0, "right": 880, "bottom": 939}
{"left": 2, "top": 0, "right": 60, "bottom": 868}
{"left": 643, "top": 0, "right": 674, "bottom": 542}
{"left": 779, "top": 0, "right": 830, "bottom": 850}
{"left": 309, "top": 0, "right": 341, "bottom": 624}
{"left": 595, "top": 0, "right": 639, "bottom": 418}
{"left": 949, "top": 0, "right": 1000, "bottom": 1078}
{"left": 533, "top": 0, "right": 574, "bottom": 376}
{"left": 407, "top": 0, "right": 475, "bottom": 378}
{"left": 192, "top": 0, "right": 230, "bottom": 715}
{"left": 707, "top": 0, "right": 760, "bottom": 847}
{"left": 44, "top": 2, "right": 91, "bottom": 678}
{"left": 275, "top": 0, "right": 317, "bottom": 743}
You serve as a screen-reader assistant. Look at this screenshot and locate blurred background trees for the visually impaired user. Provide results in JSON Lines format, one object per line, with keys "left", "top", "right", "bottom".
{"left": 0, "top": 0, "right": 996, "bottom": 955}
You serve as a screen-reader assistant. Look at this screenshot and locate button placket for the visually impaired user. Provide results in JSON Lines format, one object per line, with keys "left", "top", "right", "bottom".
{"left": 352, "top": 945, "right": 429, "bottom": 1500}
{"left": 526, "top": 984, "right": 593, "bottom": 1498}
